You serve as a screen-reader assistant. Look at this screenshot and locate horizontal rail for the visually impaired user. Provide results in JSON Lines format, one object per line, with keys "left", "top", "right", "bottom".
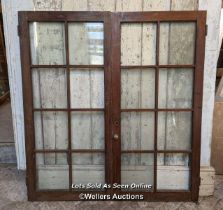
{"left": 33, "top": 108, "right": 104, "bottom": 112}
{"left": 121, "top": 65, "right": 195, "bottom": 69}
{"left": 35, "top": 149, "right": 105, "bottom": 153}
{"left": 31, "top": 65, "right": 104, "bottom": 69}
{"left": 121, "top": 150, "right": 192, "bottom": 154}
{"left": 121, "top": 109, "right": 193, "bottom": 112}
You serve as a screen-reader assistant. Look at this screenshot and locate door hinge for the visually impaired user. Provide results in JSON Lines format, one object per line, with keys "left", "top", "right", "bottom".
{"left": 205, "top": 24, "right": 208, "bottom": 36}
{"left": 17, "top": 25, "right": 21, "bottom": 36}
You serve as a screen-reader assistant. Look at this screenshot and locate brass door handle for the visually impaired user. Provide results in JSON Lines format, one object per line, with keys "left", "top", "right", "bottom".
{"left": 113, "top": 134, "right": 119, "bottom": 140}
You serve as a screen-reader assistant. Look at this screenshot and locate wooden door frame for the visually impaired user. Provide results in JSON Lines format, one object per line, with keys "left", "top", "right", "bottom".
{"left": 111, "top": 11, "right": 206, "bottom": 202}
{"left": 19, "top": 11, "right": 206, "bottom": 201}
{"left": 19, "top": 11, "right": 113, "bottom": 201}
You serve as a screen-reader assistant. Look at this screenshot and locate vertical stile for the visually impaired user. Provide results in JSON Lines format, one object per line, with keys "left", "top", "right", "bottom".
{"left": 154, "top": 21, "right": 160, "bottom": 192}
{"left": 104, "top": 12, "right": 113, "bottom": 193}
{"left": 191, "top": 12, "right": 206, "bottom": 201}
{"left": 65, "top": 20, "right": 72, "bottom": 191}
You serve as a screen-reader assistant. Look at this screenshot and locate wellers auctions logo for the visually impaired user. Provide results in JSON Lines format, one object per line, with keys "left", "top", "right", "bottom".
{"left": 79, "top": 193, "right": 144, "bottom": 200}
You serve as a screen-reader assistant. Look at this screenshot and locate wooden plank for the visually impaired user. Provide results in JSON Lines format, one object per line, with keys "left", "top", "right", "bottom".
{"left": 119, "top": 0, "right": 170, "bottom": 177}
{"left": 69, "top": 20, "right": 105, "bottom": 166}
{"left": 171, "top": 0, "right": 198, "bottom": 11}
{"left": 69, "top": 21, "right": 91, "bottom": 166}
{"left": 157, "top": 165, "right": 190, "bottom": 190}
{"left": 118, "top": 0, "right": 143, "bottom": 169}
{"left": 29, "top": 22, "right": 66, "bottom": 65}
{"left": 36, "top": 164, "right": 189, "bottom": 191}
{"left": 33, "top": 0, "right": 62, "bottom": 11}
{"left": 68, "top": 23, "right": 90, "bottom": 65}
{"left": 157, "top": 0, "right": 197, "bottom": 169}
{"left": 142, "top": 24, "right": 157, "bottom": 65}
{"left": 88, "top": 0, "right": 116, "bottom": 11}
{"left": 143, "top": 0, "right": 171, "bottom": 11}
{"left": 32, "top": 43, "right": 66, "bottom": 163}
{"left": 70, "top": 70, "right": 91, "bottom": 108}
{"left": 62, "top": 0, "right": 88, "bottom": 11}
{"left": 115, "top": 0, "right": 142, "bottom": 12}
{"left": 30, "top": 21, "right": 68, "bottom": 165}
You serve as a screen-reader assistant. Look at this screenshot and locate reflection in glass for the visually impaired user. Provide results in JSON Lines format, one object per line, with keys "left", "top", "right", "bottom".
{"left": 71, "top": 111, "right": 104, "bottom": 150}
{"left": 36, "top": 153, "right": 69, "bottom": 190}
{"left": 157, "top": 153, "right": 190, "bottom": 190}
{"left": 121, "top": 153, "right": 153, "bottom": 191}
{"left": 72, "top": 153, "right": 105, "bottom": 188}
{"left": 159, "top": 22, "right": 196, "bottom": 65}
{"left": 68, "top": 23, "right": 104, "bottom": 65}
{"left": 157, "top": 112, "right": 192, "bottom": 150}
{"left": 29, "top": 22, "right": 66, "bottom": 65}
{"left": 32, "top": 68, "right": 67, "bottom": 108}
{"left": 70, "top": 69, "right": 104, "bottom": 108}
{"left": 121, "top": 112, "right": 154, "bottom": 150}
{"left": 158, "top": 68, "right": 193, "bottom": 109}
{"left": 34, "top": 112, "right": 68, "bottom": 150}
{"left": 121, "top": 69, "right": 155, "bottom": 109}
{"left": 121, "top": 23, "right": 157, "bottom": 65}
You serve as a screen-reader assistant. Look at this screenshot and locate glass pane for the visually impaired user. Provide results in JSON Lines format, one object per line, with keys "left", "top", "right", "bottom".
{"left": 29, "top": 22, "right": 66, "bottom": 65}
{"left": 71, "top": 112, "right": 104, "bottom": 150}
{"left": 36, "top": 153, "right": 69, "bottom": 190}
{"left": 121, "top": 153, "right": 153, "bottom": 191}
{"left": 72, "top": 153, "right": 105, "bottom": 188}
{"left": 157, "top": 153, "right": 190, "bottom": 190}
{"left": 159, "top": 22, "right": 196, "bottom": 65}
{"left": 157, "top": 112, "right": 192, "bottom": 150}
{"left": 68, "top": 23, "right": 104, "bottom": 65}
{"left": 70, "top": 69, "right": 104, "bottom": 108}
{"left": 32, "top": 68, "right": 67, "bottom": 108}
{"left": 121, "top": 69, "right": 155, "bottom": 109}
{"left": 34, "top": 112, "right": 68, "bottom": 150}
{"left": 121, "top": 23, "right": 157, "bottom": 65}
{"left": 121, "top": 112, "right": 154, "bottom": 150}
{"left": 158, "top": 68, "right": 193, "bottom": 109}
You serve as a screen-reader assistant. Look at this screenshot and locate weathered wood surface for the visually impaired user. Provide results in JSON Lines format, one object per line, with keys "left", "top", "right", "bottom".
{"left": 2, "top": 0, "right": 206, "bottom": 190}
{"left": 119, "top": 0, "right": 196, "bottom": 188}
{"left": 30, "top": 0, "right": 197, "bottom": 189}
{"left": 37, "top": 164, "right": 189, "bottom": 190}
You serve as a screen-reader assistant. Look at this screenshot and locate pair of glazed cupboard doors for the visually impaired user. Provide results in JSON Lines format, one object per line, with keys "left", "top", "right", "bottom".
{"left": 19, "top": 11, "right": 206, "bottom": 201}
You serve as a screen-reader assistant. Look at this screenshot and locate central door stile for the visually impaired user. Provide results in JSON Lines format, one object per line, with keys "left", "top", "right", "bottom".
{"left": 64, "top": 20, "right": 73, "bottom": 192}
{"left": 103, "top": 11, "right": 113, "bottom": 195}
{"left": 111, "top": 13, "right": 121, "bottom": 190}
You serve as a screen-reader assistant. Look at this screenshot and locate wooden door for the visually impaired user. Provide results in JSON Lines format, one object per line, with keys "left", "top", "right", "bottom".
{"left": 111, "top": 12, "right": 206, "bottom": 201}
{"left": 19, "top": 11, "right": 112, "bottom": 200}
{"left": 19, "top": 11, "right": 206, "bottom": 201}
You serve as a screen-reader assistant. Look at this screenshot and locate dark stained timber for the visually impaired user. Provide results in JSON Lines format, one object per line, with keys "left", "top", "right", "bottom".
{"left": 19, "top": 11, "right": 206, "bottom": 201}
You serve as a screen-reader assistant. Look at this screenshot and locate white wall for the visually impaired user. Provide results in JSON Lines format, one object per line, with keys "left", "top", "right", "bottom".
{"left": 218, "top": 9, "right": 223, "bottom": 54}
{"left": 1, "top": 0, "right": 221, "bottom": 169}
{"left": 199, "top": 0, "right": 222, "bottom": 166}
{"left": 2, "top": 0, "right": 34, "bottom": 169}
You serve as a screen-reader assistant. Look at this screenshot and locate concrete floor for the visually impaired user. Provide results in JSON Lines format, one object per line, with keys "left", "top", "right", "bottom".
{"left": 0, "top": 166, "right": 223, "bottom": 210}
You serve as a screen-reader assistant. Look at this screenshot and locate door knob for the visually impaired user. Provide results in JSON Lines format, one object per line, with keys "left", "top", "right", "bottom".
{"left": 113, "top": 134, "right": 119, "bottom": 140}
